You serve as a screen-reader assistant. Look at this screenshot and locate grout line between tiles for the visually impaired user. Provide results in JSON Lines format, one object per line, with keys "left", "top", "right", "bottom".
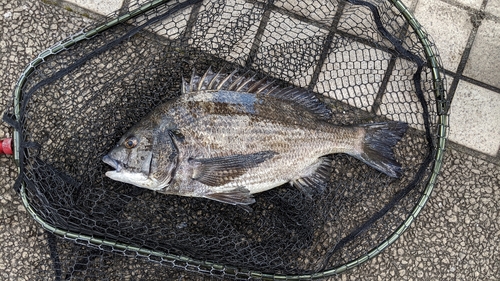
{"left": 179, "top": 0, "right": 203, "bottom": 44}
{"left": 415, "top": 0, "right": 499, "bottom": 160}
{"left": 372, "top": 0, "right": 419, "bottom": 115}
{"left": 57, "top": 0, "right": 108, "bottom": 20}
{"left": 120, "top": 0, "right": 131, "bottom": 12}
{"left": 444, "top": 69, "right": 500, "bottom": 94}
{"left": 447, "top": 141, "right": 500, "bottom": 166}
{"left": 370, "top": 56, "right": 396, "bottom": 115}
{"left": 307, "top": 1, "right": 347, "bottom": 91}
{"left": 244, "top": 0, "right": 274, "bottom": 68}
{"left": 444, "top": 0, "right": 488, "bottom": 104}
{"left": 444, "top": 1, "right": 500, "bottom": 160}
{"left": 437, "top": 0, "right": 500, "bottom": 97}
{"left": 438, "top": 0, "right": 500, "bottom": 23}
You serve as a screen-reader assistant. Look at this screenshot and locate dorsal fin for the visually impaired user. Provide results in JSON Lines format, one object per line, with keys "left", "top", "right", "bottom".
{"left": 215, "top": 69, "right": 238, "bottom": 90}
{"left": 197, "top": 67, "right": 212, "bottom": 91}
{"left": 264, "top": 87, "right": 332, "bottom": 119}
{"left": 207, "top": 69, "right": 223, "bottom": 89}
{"left": 182, "top": 68, "right": 332, "bottom": 120}
{"left": 247, "top": 78, "right": 275, "bottom": 93}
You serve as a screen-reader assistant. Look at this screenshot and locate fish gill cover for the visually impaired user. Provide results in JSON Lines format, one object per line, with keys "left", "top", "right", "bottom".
{"left": 6, "top": 0, "right": 448, "bottom": 279}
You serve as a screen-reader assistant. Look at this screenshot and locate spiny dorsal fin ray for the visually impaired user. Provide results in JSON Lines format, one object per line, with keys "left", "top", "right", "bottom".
{"left": 216, "top": 69, "right": 238, "bottom": 91}
{"left": 183, "top": 68, "right": 332, "bottom": 120}
{"left": 197, "top": 66, "right": 213, "bottom": 91}
{"left": 247, "top": 78, "right": 275, "bottom": 94}
{"left": 181, "top": 76, "right": 189, "bottom": 94}
{"left": 207, "top": 68, "right": 222, "bottom": 89}
{"left": 188, "top": 68, "right": 198, "bottom": 93}
{"left": 234, "top": 73, "right": 257, "bottom": 92}
{"left": 227, "top": 72, "right": 249, "bottom": 91}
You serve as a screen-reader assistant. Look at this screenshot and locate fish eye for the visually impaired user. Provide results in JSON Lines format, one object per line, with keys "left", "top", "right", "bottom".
{"left": 124, "top": 136, "right": 138, "bottom": 149}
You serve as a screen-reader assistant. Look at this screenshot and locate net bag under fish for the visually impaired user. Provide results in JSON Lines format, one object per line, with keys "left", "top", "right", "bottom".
{"left": 5, "top": 0, "right": 449, "bottom": 279}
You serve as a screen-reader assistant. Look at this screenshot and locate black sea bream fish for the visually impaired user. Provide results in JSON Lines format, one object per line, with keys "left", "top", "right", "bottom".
{"left": 103, "top": 68, "right": 408, "bottom": 207}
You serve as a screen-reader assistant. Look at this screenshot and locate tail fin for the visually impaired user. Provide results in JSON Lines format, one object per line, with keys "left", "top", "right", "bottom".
{"left": 351, "top": 122, "right": 408, "bottom": 178}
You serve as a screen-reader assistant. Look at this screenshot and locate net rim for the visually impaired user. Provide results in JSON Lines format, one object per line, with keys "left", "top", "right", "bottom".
{"left": 10, "top": 0, "right": 449, "bottom": 278}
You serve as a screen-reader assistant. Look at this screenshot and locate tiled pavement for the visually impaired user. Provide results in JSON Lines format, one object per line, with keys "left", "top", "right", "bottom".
{"left": 0, "top": 0, "right": 499, "bottom": 280}
{"left": 413, "top": 0, "right": 500, "bottom": 159}
{"left": 50, "top": 0, "right": 500, "bottom": 161}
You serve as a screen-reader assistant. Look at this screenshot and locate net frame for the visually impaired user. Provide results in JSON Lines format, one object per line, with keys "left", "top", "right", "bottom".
{"left": 6, "top": 0, "right": 449, "bottom": 279}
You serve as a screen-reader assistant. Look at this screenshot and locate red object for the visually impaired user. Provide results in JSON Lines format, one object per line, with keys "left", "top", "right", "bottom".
{"left": 0, "top": 138, "right": 13, "bottom": 155}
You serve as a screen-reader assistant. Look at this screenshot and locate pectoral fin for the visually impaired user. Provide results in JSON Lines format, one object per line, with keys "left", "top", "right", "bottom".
{"left": 189, "top": 151, "right": 277, "bottom": 186}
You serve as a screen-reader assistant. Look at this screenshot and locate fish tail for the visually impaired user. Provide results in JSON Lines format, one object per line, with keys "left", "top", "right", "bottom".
{"left": 351, "top": 122, "right": 408, "bottom": 178}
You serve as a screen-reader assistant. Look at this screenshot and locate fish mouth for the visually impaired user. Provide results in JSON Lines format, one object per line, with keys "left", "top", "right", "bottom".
{"left": 102, "top": 155, "right": 122, "bottom": 172}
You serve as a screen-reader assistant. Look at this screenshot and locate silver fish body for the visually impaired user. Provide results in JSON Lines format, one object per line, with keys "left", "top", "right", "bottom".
{"left": 103, "top": 69, "right": 407, "bottom": 206}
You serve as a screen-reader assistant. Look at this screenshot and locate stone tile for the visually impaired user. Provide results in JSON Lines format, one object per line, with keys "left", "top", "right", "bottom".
{"left": 144, "top": 6, "right": 192, "bottom": 41}
{"left": 400, "top": 0, "right": 419, "bottom": 10}
{"left": 376, "top": 58, "right": 428, "bottom": 131}
{"left": 337, "top": 1, "right": 412, "bottom": 50}
{"left": 273, "top": 0, "right": 338, "bottom": 24}
{"left": 188, "top": 0, "right": 263, "bottom": 65}
{"left": 463, "top": 18, "right": 500, "bottom": 88}
{"left": 448, "top": 81, "right": 500, "bottom": 156}
{"left": 2, "top": 0, "right": 500, "bottom": 280}
{"left": 486, "top": 0, "right": 500, "bottom": 18}
{"left": 314, "top": 40, "right": 392, "bottom": 112}
{"left": 64, "top": 0, "right": 124, "bottom": 15}
{"left": 413, "top": 0, "right": 473, "bottom": 72}
{"left": 376, "top": 67, "right": 451, "bottom": 132}
{"left": 337, "top": 3, "right": 381, "bottom": 44}
{"left": 252, "top": 10, "right": 329, "bottom": 86}
{"left": 454, "top": 0, "right": 483, "bottom": 9}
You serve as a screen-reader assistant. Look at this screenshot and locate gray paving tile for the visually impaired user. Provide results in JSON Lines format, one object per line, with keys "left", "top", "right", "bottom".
{"left": 448, "top": 80, "right": 500, "bottom": 156}
{"left": 413, "top": 0, "right": 473, "bottom": 72}
{"left": 186, "top": 0, "right": 263, "bottom": 65}
{"left": 400, "top": 0, "right": 418, "bottom": 10}
{"left": 0, "top": 0, "right": 91, "bottom": 278}
{"left": 338, "top": 1, "right": 415, "bottom": 49}
{"left": 254, "top": 10, "right": 329, "bottom": 86}
{"left": 380, "top": 148, "right": 500, "bottom": 280}
{"left": 453, "top": 0, "right": 483, "bottom": 9}
{"left": 486, "top": 0, "right": 500, "bottom": 17}
{"left": 144, "top": 6, "right": 192, "bottom": 41}
{"left": 314, "top": 42, "right": 392, "bottom": 112}
{"left": 375, "top": 58, "right": 429, "bottom": 131}
{"left": 463, "top": 18, "right": 500, "bottom": 88}
{"left": 64, "top": 0, "right": 124, "bottom": 15}
{"left": 273, "top": 0, "right": 338, "bottom": 24}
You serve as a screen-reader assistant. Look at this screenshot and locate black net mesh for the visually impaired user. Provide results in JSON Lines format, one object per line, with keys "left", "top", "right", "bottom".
{"left": 5, "top": 0, "right": 447, "bottom": 279}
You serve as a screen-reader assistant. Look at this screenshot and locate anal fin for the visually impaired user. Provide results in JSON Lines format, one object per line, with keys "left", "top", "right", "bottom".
{"left": 204, "top": 187, "right": 255, "bottom": 206}
{"left": 290, "top": 156, "right": 332, "bottom": 196}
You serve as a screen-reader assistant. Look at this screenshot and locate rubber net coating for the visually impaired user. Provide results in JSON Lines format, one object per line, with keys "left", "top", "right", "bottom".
{"left": 6, "top": 0, "right": 447, "bottom": 279}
